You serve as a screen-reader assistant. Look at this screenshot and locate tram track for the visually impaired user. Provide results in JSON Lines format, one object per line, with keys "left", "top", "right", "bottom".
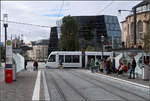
{"left": 72, "top": 70, "right": 149, "bottom": 101}
{"left": 47, "top": 71, "right": 67, "bottom": 101}
{"left": 55, "top": 71, "right": 90, "bottom": 101}
{"left": 67, "top": 70, "right": 131, "bottom": 101}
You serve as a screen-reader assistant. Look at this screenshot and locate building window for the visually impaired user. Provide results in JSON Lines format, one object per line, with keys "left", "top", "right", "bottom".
{"left": 138, "top": 21, "right": 143, "bottom": 40}
{"left": 148, "top": 20, "right": 150, "bottom": 33}
{"left": 131, "top": 23, "right": 134, "bottom": 34}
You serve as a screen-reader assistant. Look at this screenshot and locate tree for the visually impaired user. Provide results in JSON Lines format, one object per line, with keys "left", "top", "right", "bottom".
{"left": 86, "top": 45, "right": 94, "bottom": 51}
{"left": 60, "top": 16, "right": 79, "bottom": 51}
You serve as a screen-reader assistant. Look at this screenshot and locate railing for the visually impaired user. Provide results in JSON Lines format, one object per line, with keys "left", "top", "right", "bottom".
{"left": 13, "top": 53, "right": 24, "bottom": 73}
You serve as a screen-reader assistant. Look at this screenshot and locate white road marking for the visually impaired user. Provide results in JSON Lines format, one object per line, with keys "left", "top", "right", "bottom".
{"left": 42, "top": 70, "right": 50, "bottom": 100}
{"left": 32, "top": 70, "right": 41, "bottom": 100}
{"left": 81, "top": 70, "right": 149, "bottom": 89}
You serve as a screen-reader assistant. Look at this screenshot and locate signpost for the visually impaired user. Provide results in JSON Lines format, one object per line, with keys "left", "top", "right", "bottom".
{"left": 5, "top": 40, "right": 13, "bottom": 83}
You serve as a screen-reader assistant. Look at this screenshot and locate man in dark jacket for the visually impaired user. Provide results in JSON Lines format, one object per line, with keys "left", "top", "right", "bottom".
{"left": 129, "top": 57, "right": 136, "bottom": 79}
{"left": 33, "top": 60, "right": 38, "bottom": 71}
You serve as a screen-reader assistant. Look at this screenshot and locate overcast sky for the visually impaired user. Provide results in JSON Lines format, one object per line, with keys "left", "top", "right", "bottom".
{"left": 1, "top": 0, "right": 141, "bottom": 43}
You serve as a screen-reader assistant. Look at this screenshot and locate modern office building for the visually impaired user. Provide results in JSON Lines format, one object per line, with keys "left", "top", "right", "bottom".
{"left": 56, "top": 15, "right": 122, "bottom": 51}
{"left": 121, "top": 0, "right": 150, "bottom": 49}
{"left": 48, "top": 27, "right": 58, "bottom": 55}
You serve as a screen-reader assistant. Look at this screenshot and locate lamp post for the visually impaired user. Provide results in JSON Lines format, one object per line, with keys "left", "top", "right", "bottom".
{"left": 101, "top": 35, "right": 104, "bottom": 60}
{"left": 3, "top": 14, "right": 8, "bottom": 69}
{"left": 118, "top": 8, "right": 136, "bottom": 48}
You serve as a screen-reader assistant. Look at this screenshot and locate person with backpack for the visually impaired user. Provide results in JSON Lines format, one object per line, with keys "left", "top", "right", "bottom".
{"left": 129, "top": 57, "right": 136, "bottom": 79}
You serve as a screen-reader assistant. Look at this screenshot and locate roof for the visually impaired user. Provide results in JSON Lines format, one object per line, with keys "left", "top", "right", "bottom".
{"left": 133, "top": 0, "right": 150, "bottom": 9}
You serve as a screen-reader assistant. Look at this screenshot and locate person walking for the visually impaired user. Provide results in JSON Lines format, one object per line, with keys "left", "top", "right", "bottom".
{"left": 33, "top": 60, "right": 38, "bottom": 71}
{"left": 90, "top": 59, "right": 95, "bottom": 73}
{"left": 59, "top": 59, "right": 63, "bottom": 69}
{"left": 129, "top": 57, "right": 136, "bottom": 79}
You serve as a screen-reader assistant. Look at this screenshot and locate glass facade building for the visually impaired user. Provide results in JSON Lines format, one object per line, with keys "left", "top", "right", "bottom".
{"left": 56, "top": 15, "right": 122, "bottom": 50}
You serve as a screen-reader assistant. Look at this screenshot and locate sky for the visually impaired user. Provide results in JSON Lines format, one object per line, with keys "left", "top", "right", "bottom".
{"left": 1, "top": 0, "right": 142, "bottom": 43}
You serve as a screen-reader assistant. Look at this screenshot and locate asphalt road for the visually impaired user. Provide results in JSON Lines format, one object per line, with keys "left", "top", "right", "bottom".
{"left": 44, "top": 69, "right": 149, "bottom": 101}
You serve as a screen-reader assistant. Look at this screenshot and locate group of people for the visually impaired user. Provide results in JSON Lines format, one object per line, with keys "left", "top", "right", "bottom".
{"left": 87, "top": 57, "right": 137, "bottom": 79}
{"left": 24, "top": 59, "right": 38, "bottom": 71}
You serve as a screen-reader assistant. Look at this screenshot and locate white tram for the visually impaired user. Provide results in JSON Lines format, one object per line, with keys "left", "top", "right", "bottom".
{"left": 46, "top": 51, "right": 82, "bottom": 68}
{"left": 46, "top": 51, "right": 113, "bottom": 68}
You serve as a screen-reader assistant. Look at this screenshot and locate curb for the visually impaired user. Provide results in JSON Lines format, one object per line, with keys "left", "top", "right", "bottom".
{"left": 96, "top": 73, "right": 149, "bottom": 89}
{"left": 81, "top": 70, "right": 149, "bottom": 89}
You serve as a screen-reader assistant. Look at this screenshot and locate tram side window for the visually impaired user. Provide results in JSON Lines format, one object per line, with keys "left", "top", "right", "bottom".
{"left": 59, "top": 55, "right": 64, "bottom": 62}
{"left": 65, "top": 55, "right": 71, "bottom": 63}
{"left": 73, "top": 55, "right": 79, "bottom": 63}
{"left": 48, "top": 55, "right": 56, "bottom": 62}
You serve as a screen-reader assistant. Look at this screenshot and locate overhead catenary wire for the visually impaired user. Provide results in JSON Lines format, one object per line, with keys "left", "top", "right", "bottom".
{"left": 0, "top": 20, "right": 51, "bottom": 28}
{"left": 97, "top": 1, "right": 113, "bottom": 15}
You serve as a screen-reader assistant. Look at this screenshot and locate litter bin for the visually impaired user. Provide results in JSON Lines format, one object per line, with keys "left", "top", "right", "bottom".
{"left": 5, "top": 69, "right": 13, "bottom": 83}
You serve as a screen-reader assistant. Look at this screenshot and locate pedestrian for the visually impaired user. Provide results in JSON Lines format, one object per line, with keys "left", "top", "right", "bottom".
{"left": 128, "top": 57, "right": 136, "bottom": 79}
{"left": 24, "top": 59, "right": 27, "bottom": 70}
{"left": 90, "top": 59, "right": 95, "bottom": 73}
{"left": 33, "top": 60, "right": 38, "bottom": 71}
{"left": 112, "top": 58, "right": 116, "bottom": 73}
{"left": 106, "top": 58, "right": 111, "bottom": 74}
{"left": 59, "top": 59, "right": 64, "bottom": 69}
{"left": 117, "top": 62, "right": 124, "bottom": 75}
{"left": 95, "top": 58, "right": 99, "bottom": 72}
{"left": 100, "top": 59, "right": 105, "bottom": 72}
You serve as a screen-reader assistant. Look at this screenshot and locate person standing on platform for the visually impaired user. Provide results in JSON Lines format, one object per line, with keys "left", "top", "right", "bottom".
{"left": 90, "top": 59, "right": 95, "bottom": 73}
{"left": 129, "top": 57, "right": 136, "bottom": 79}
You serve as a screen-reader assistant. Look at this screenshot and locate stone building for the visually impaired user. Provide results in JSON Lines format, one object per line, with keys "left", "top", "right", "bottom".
{"left": 121, "top": 0, "right": 150, "bottom": 49}
{"left": 27, "top": 39, "right": 49, "bottom": 61}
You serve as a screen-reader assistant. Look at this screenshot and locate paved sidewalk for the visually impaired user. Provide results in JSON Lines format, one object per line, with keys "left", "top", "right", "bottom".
{"left": 0, "top": 68, "right": 4, "bottom": 82}
{"left": 0, "top": 69, "right": 38, "bottom": 101}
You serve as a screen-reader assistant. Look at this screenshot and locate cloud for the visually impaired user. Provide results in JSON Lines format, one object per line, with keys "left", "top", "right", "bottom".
{"left": 43, "top": 14, "right": 64, "bottom": 17}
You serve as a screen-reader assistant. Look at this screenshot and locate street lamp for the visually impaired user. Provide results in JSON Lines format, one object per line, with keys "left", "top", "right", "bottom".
{"left": 3, "top": 14, "right": 8, "bottom": 70}
{"left": 101, "top": 35, "right": 104, "bottom": 60}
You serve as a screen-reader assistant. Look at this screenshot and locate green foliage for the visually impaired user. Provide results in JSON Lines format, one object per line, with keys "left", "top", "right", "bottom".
{"left": 60, "top": 16, "right": 79, "bottom": 51}
{"left": 86, "top": 45, "right": 94, "bottom": 51}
